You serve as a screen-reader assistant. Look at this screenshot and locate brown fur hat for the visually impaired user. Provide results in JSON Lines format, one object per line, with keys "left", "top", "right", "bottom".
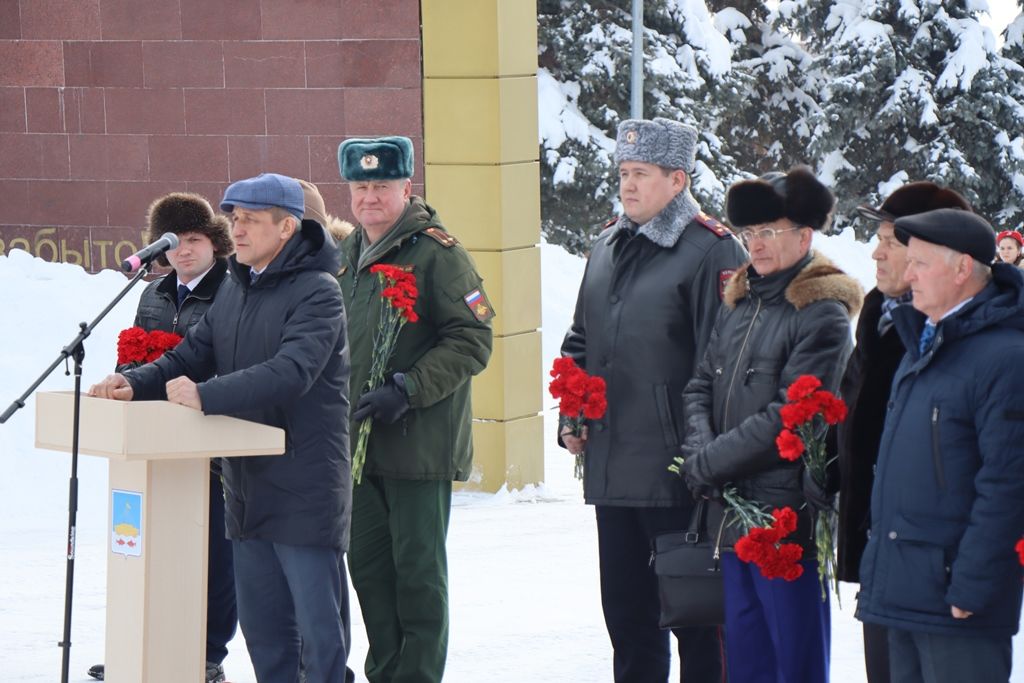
{"left": 145, "top": 192, "right": 233, "bottom": 267}
{"left": 857, "top": 181, "right": 972, "bottom": 223}
{"left": 726, "top": 166, "right": 835, "bottom": 232}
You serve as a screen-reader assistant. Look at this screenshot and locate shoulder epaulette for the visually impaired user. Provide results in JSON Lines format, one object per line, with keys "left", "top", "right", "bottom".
{"left": 603, "top": 216, "right": 618, "bottom": 230}
{"left": 694, "top": 212, "right": 733, "bottom": 238}
{"left": 423, "top": 226, "right": 459, "bottom": 247}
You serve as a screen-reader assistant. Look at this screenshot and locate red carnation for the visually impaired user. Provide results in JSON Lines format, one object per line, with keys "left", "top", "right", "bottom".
{"left": 786, "top": 375, "right": 822, "bottom": 401}
{"left": 1016, "top": 538, "right": 1024, "bottom": 566}
{"left": 776, "top": 429, "right": 805, "bottom": 461}
{"left": 549, "top": 356, "right": 608, "bottom": 480}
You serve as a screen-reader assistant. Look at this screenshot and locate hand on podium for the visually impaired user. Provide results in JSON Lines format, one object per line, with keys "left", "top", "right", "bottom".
{"left": 88, "top": 374, "right": 134, "bottom": 401}
{"left": 166, "top": 376, "right": 203, "bottom": 411}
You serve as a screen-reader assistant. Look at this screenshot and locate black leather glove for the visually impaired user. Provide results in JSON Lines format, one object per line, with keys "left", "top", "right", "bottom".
{"left": 353, "top": 373, "right": 410, "bottom": 424}
{"left": 801, "top": 466, "right": 835, "bottom": 512}
{"left": 680, "top": 447, "right": 720, "bottom": 501}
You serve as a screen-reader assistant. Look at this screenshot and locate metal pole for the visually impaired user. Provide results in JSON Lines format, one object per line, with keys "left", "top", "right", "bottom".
{"left": 631, "top": 0, "right": 644, "bottom": 119}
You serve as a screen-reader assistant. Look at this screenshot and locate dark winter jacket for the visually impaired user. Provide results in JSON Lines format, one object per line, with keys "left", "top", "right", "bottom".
{"left": 682, "top": 251, "right": 862, "bottom": 552}
{"left": 338, "top": 197, "right": 493, "bottom": 481}
{"left": 834, "top": 288, "right": 907, "bottom": 582}
{"left": 856, "top": 263, "right": 1024, "bottom": 638}
{"left": 560, "top": 190, "right": 748, "bottom": 507}
{"left": 115, "top": 258, "right": 231, "bottom": 374}
{"left": 124, "top": 220, "right": 352, "bottom": 549}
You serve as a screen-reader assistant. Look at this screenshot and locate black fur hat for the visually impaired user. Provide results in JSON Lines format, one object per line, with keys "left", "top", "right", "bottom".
{"left": 857, "top": 181, "right": 972, "bottom": 223}
{"left": 145, "top": 192, "right": 233, "bottom": 267}
{"left": 726, "top": 166, "right": 836, "bottom": 232}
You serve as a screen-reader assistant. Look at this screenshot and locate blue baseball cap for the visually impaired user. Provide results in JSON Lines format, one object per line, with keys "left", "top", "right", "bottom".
{"left": 220, "top": 173, "right": 304, "bottom": 221}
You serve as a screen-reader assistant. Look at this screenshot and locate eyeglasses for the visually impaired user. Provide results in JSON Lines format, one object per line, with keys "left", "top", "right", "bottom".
{"left": 737, "top": 226, "right": 804, "bottom": 245}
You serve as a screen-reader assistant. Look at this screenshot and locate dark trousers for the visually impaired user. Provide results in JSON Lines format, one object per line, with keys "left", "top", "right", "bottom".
{"left": 864, "top": 622, "right": 891, "bottom": 683}
{"left": 207, "top": 472, "right": 237, "bottom": 665}
{"left": 233, "top": 539, "right": 350, "bottom": 683}
{"left": 348, "top": 476, "right": 452, "bottom": 683}
{"left": 721, "top": 553, "right": 830, "bottom": 683}
{"left": 888, "top": 627, "right": 1012, "bottom": 683}
{"left": 595, "top": 505, "right": 726, "bottom": 683}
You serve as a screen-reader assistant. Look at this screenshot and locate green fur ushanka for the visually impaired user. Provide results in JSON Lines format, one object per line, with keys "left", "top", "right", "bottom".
{"left": 338, "top": 136, "right": 414, "bottom": 181}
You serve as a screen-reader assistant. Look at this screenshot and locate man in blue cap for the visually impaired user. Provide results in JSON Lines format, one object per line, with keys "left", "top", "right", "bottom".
{"left": 856, "top": 208, "right": 1024, "bottom": 683}
{"left": 90, "top": 173, "right": 353, "bottom": 683}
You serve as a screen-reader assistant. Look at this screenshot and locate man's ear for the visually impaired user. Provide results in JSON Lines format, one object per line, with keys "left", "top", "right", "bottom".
{"left": 282, "top": 216, "right": 298, "bottom": 239}
{"left": 954, "top": 254, "right": 974, "bottom": 284}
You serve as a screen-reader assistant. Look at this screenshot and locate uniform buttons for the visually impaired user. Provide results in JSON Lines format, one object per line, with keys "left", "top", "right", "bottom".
{"left": 888, "top": 531, "right": 898, "bottom": 540}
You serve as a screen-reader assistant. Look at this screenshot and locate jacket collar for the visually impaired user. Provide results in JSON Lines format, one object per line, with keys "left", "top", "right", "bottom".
{"left": 156, "top": 257, "right": 229, "bottom": 300}
{"left": 230, "top": 219, "right": 339, "bottom": 289}
{"left": 607, "top": 189, "right": 701, "bottom": 249}
{"left": 723, "top": 249, "right": 863, "bottom": 317}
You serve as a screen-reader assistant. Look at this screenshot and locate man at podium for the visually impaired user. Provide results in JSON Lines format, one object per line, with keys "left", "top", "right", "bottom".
{"left": 89, "top": 173, "right": 353, "bottom": 683}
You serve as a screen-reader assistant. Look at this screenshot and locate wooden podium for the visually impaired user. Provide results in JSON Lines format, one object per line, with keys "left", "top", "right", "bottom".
{"left": 35, "top": 391, "right": 285, "bottom": 683}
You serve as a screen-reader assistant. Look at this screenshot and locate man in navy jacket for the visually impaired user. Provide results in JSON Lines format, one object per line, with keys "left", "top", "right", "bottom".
{"left": 856, "top": 208, "right": 1024, "bottom": 683}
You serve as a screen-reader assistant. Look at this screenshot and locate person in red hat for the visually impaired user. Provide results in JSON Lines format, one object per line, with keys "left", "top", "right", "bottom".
{"left": 995, "top": 230, "right": 1023, "bottom": 267}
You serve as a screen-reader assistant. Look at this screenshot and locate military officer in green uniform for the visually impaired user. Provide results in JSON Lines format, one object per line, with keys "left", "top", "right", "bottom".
{"left": 336, "top": 136, "right": 494, "bottom": 683}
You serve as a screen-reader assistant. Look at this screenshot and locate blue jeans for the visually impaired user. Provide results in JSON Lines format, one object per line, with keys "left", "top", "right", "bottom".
{"left": 233, "top": 539, "right": 350, "bottom": 683}
{"left": 722, "top": 553, "right": 830, "bottom": 683}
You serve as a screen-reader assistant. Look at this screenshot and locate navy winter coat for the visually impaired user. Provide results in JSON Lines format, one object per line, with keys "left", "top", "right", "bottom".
{"left": 124, "top": 220, "right": 352, "bottom": 550}
{"left": 856, "top": 263, "right": 1024, "bottom": 637}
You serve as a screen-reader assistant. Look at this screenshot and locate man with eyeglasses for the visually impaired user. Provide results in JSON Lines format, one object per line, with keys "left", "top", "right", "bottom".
{"left": 832, "top": 182, "right": 970, "bottom": 683}
{"left": 679, "top": 166, "right": 863, "bottom": 683}
{"left": 559, "top": 117, "right": 746, "bottom": 682}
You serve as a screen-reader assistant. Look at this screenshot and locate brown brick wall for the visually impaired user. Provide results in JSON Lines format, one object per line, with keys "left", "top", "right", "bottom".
{"left": 0, "top": 0, "right": 424, "bottom": 271}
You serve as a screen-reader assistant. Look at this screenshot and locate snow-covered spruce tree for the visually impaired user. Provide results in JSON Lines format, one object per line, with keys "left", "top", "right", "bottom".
{"left": 1004, "top": 1, "right": 1024, "bottom": 66}
{"left": 708, "top": 0, "right": 823, "bottom": 176}
{"left": 788, "top": 0, "right": 1024, "bottom": 237}
{"left": 538, "top": 0, "right": 747, "bottom": 254}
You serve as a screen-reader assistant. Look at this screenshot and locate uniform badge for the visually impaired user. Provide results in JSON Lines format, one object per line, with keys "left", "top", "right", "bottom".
{"left": 719, "top": 269, "right": 736, "bottom": 300}
{"left": 338, "top": 265, "right": 348, "bottom": 276}
{"left": 463, "top": 288, "right": 495, "bottom": 322}
{"left": 625, "top": 130, "right": 638, "bottom": 144}
{"left": 360, "top": 154, "right": 380, "bottom": 170}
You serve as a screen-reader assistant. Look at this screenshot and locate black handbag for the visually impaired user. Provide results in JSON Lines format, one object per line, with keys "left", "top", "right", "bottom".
{"left": 652, "top": 499, "right": 726, "bottom": 628}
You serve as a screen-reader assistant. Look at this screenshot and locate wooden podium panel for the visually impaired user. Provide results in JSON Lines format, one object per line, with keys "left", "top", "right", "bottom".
{"left": 35, "top": 392, "right": 285, "bottom": 683}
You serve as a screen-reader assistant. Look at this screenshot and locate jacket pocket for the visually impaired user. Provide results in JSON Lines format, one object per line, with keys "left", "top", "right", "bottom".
{"left": 744, "top": 362, "right": 781, "bottom": 385}
{"left": 930, "top": 405, "right": 946, "bottom": 491}
{"left": 654, "top": 384, "right": 681, "bottom": 449}
{"left": 882, "top": 515, "right": 952, "bottom": 616}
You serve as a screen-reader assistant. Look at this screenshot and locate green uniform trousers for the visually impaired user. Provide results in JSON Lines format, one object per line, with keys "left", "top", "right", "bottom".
{"left": 349, "top": 476, "right": 452, "bottom": 683}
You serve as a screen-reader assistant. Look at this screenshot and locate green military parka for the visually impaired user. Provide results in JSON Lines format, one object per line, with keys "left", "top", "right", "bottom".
{"left": 338, "top": 196, "right": 494, "bottom": 480}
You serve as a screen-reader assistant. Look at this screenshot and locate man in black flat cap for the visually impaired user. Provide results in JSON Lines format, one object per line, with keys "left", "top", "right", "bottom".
{"left": 856, "top": 208, "right": 1024, "bottom": 683}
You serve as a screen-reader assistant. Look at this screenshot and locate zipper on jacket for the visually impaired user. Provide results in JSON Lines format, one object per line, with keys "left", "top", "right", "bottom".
{"left": 723, "top": 296, "right": 763, "bottom": 426}
{"left": 931, "top": 406, "right": 946, "bottom": 491}
{"left": 713, "top": 511, "right": 727, "bottom": 568}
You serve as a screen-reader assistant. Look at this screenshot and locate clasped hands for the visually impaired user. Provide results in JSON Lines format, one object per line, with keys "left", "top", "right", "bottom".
{"left": 88, "top": 374, "right": 202, "bottom": 410}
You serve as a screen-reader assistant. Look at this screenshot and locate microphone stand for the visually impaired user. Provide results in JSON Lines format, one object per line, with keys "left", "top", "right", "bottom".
{"left": 0, "top": 263, "right": 151, "bottom": 683}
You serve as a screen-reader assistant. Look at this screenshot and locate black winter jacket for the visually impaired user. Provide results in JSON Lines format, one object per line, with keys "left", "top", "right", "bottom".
{"left": 561, "top": 197, "right": 747, "bottom": 507}
{"left": 857, "top": 264, "right": 1024, "bottom": 638}
{"left": 682, "top": 251, "right": 862, "bottom": 552}
{"left": 124, "top": 220, "right": 352, "bottom": 549}
{"left": 116, "top": 259, "right": 231, "bottom": 374}
{"left": 834, "top": 288, "right": 907, "bottom": 582}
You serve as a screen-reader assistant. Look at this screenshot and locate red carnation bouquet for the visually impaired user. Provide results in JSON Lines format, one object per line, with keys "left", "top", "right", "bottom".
{"left": 548, "top": 356, "right": 607, "bottom": 480}
{"left": 731, "top": 502, "right": 805, "bottom": 581}
{"left": 116, "top": 326, "right": 183, "bottom": 365}
{"left": 1016, "top": 538, "right": 1024, "bottom": 566}
{"left": 352, "top": 264, "right": 418, "bottom": 484}
{"left": 776, "top": 374, "right": 848, "bottom": 598}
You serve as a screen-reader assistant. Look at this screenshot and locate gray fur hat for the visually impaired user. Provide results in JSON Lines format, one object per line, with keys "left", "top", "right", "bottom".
{"left": 614, "top": 117, "right": 698, "bottom": 173}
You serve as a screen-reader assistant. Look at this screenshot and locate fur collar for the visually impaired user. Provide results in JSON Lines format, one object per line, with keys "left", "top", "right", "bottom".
{"left": 609, "top": 189, "right": 701, "bottom": 248}
{"left": 723, "top": 250, "right": 863, "bottom": 317}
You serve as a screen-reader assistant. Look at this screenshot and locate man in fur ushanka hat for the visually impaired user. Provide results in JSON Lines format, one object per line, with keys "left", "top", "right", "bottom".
{"left": 559, "top": 118, "right": 746, "bottom": 683}
{"left": 88, "top": 191, "right": 237, "bottom": 683}
{"left": 679, "top": 166, "right": 863, "bottom": 683}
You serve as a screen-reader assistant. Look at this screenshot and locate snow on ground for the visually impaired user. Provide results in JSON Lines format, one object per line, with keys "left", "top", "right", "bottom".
{"left": 0, "top": 235, "right": 1021, "bottom": 682}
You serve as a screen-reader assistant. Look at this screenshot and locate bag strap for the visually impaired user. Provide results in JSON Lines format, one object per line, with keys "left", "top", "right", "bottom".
{"left": 685, "top": 499, "right": 709, "bottom": 543}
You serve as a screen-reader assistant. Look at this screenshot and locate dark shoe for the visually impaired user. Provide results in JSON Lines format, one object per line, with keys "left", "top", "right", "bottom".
{"left": 87, "top": 664, "right": 104, "bottom": 680}
{"left": 206, "top": 662, "right": 226, "bottom": 683}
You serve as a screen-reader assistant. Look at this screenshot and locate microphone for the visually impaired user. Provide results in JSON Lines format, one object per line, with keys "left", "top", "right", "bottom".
{"left": 120, "top": 233, "right": 180, "bottom": 273}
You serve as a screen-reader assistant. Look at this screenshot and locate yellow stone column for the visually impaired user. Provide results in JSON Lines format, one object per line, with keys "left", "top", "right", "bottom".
{"left": 421, "top": 0, "right": 542, "bottom": 492}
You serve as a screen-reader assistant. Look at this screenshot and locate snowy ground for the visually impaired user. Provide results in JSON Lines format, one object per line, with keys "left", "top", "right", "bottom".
{"left": 0, "top": 234, "right": 1021, "bottom": 682}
